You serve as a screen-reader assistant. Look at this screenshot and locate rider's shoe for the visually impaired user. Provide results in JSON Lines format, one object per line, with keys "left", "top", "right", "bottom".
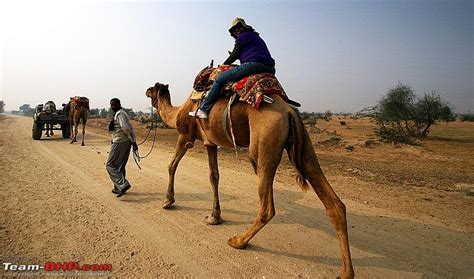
{"left": 188, "top": 109, "right": 208, "bottom": 119}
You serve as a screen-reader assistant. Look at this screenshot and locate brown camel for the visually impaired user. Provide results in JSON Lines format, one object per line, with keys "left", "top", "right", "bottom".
{"left": 68, "top": 97, "right": 89, "bottom": 146}
{"left": 146, "top": 82, "right": 354, "bottom": 278}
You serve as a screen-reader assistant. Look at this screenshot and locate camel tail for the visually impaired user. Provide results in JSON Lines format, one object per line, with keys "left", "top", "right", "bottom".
{"left": 286, "top": 107, "right": 310, "bottom": 191}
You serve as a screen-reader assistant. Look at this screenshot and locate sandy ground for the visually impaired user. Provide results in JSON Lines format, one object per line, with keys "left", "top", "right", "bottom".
{"left": 0, "top": 114, "right": 473, "bottom": 278}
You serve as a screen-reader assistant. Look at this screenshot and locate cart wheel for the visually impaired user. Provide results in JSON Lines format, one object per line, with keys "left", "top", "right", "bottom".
{"left": 32, "top": 122, "right": 42, "bottom": 140}
{"left": 61, "top": 123, "right": 70, "bottom": 139}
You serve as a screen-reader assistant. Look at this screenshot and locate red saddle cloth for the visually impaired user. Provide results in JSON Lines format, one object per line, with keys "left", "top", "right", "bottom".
{"left": 70, "top": 96, "right": 90, "bottom": 111}
{"left": 194, "top": 65, "right": 289, "bottom": 109}
{"left": 230, "top": 73, "right": 289, "bottom": 109}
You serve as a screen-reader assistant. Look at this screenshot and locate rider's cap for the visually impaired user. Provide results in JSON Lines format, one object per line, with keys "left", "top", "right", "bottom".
{"left": 229, "top": 18, "right": 252, "bottom": 35}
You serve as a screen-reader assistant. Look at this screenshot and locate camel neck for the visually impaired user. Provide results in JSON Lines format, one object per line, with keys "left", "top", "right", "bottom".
{"left": 157, "top": 97, "right": 178, "bottom": 129}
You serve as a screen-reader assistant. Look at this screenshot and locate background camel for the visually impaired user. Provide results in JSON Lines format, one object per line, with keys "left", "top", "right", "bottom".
{"left": 68, "top": 97, "right": 89, "bottom": 146}
{"left": 146, "top": 82, "right": 354, "bottom": 278}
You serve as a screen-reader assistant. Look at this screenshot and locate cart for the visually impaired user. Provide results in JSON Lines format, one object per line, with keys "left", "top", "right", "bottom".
{"left": 32, "top": 103, "right": 70, "bottom": 140}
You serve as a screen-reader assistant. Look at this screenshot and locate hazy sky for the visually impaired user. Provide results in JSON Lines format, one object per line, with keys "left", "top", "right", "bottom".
{"left": 1, "top": 0, "right": 472, "bottom": 113}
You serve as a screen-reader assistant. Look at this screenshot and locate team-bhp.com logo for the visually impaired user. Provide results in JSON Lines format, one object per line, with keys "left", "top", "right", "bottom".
{"left": 3, "top": 261, "right": 112, "bottom": 273}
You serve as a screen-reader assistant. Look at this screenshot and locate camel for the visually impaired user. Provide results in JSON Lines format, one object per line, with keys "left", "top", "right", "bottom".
{"left": 68, "top": 97, "right": 89, "bottom": 146}
{"left": 145, "top": 82, "right": 354, "bottom": 278}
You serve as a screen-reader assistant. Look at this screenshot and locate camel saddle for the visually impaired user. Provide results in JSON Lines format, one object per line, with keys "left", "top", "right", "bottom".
{"left": 191, "top": 65, "right": 289, "bottom": 109}
{"left": 70, "top": 96, "right": 90, "bottom": 111}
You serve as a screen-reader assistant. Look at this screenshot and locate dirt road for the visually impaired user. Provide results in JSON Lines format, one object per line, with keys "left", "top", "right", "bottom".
{"left": 1, "top": 115, "right": 472, "bottom": 278}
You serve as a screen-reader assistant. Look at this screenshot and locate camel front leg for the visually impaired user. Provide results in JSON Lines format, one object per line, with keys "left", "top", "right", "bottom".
{"left": 228, "top": 160, "right": 278, "bottom": 249}
{"left": 205, "top": 145, "right": 223, "bottom": 225}
{"left": 81, "top": 122, "right": 86, "bottom": 146}
{"left": 163, "top": 136, "right": 189, "bottom": 209}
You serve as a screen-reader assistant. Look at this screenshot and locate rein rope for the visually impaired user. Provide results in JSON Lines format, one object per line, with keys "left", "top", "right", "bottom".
{"left": 136, "top": 115, "right": 158, "bottom": 159}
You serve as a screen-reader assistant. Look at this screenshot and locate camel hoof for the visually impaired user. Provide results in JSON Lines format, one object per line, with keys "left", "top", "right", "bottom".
{"left": 81, "top": 143, "right": 85, "bottom": 146}
{"left": 228, "top": 235, "right": 247, "bottom": 249}
{"left": 162, "top": 197, "right": 175, "bottom": 209}
{"left": 205, "top": 215, "right": 223, "bottom": 225}
{"left": 70, "top": 141, "right": 74, "bottom": 144}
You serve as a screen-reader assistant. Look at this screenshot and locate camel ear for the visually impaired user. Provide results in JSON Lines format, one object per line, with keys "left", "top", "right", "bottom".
{"left": 165, "top": 84, "right": 169, "bottom": 88}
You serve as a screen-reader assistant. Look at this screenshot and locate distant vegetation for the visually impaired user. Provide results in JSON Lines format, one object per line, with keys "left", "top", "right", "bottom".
{"left": 458, "top": 114, "right": 474, "bottom": 122}
{"left": 89, "top": 107, "right": 169, "bottom": 128}
{"left": 12, "top": 104, "right": 35, "bottom": 116}
{"left": 0, "top": 101, "right": 4, "bottom": 113}
{"left": 367, "top": 83, "right": 454, "bottom": 144}
{"left": 300, "top": 110, "right": 333, "bottom": 127}
{"left": 89, "top": 107, "right": 147, "bottom": 120}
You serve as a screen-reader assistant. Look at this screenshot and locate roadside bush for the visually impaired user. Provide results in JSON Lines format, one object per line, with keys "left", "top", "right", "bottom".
{"left": 300, "top": 111, "right": 318, "bottom": 127}
{"left": 373, "top": 83, "right": 453, "bottom": 144}
{"left": 458, "top": 114, "right": 474, "bottom": 122}
{"left": 323, "top": 110, "right": 332, "bottom": 122}
{"left": 89, "top": 108, "right": 100, "bottom": 118}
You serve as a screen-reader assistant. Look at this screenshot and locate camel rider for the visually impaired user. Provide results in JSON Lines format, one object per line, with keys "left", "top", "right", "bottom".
{"left": 106, "top": 98, "right": 138, "bottom": 198}
{"left": 189, "top": 18, "right": 276, "bottom": 119}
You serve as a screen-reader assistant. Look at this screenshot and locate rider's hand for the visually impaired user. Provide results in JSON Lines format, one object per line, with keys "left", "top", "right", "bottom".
{"left": 132, "top": 142, "right": 138, "bottom": 151}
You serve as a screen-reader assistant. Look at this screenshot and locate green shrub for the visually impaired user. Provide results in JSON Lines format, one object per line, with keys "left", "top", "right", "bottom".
{"left": 373, "top": 83, "right": 454, "bottom": 144}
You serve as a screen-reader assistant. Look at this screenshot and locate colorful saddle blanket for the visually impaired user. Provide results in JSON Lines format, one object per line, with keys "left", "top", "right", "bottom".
{"left": 70, "top": 96, "right": 90, "bottom": 111}
{"left": 192, "top": 65, "right": 289, "bottom": 109}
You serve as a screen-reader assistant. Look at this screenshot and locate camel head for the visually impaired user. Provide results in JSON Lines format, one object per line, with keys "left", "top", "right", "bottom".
{"left": 146, "top": 82, "right": 170, "bottom": 108}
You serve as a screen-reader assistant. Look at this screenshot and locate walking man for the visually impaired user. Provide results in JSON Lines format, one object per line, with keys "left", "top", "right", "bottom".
{"left": 106, "top": 98, "right": 138, "bottom": 198}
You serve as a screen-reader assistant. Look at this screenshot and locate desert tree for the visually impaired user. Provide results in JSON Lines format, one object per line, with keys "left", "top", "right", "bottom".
{"left": 19, "top": 104, "right": 35, "bottom": 116}
{"left": 0, "top": 101, "right": 5, "bottom": 113}
{"left": 89, "top": 108, "right": 100, "bottom": 118}
{"left": 374, "top": 83, "right": 453, "bottom": 143}
{"left": 413, "top": 91, "right": 454, "bottom": 137}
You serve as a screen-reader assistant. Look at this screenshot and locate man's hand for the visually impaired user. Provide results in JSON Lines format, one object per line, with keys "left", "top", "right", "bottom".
{"left": 132, "top": 142, "right": 138, "bottom": 151}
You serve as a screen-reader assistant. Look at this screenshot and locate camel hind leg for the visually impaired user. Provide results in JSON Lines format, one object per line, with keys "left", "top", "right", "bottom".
{"left": 70, "top": 123, "right": 78, "bottom": 143}
{"left": 286, "top": 107, "right": 354, "bottom": 278}
{"left": 81, "top": 116, "right": 87, "bottom": 146}
{"left": 228, "top": 135, "right": 284, "bottom": 249}
{"left": 305, "top": 154, "right": 354, "bottom": 279}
